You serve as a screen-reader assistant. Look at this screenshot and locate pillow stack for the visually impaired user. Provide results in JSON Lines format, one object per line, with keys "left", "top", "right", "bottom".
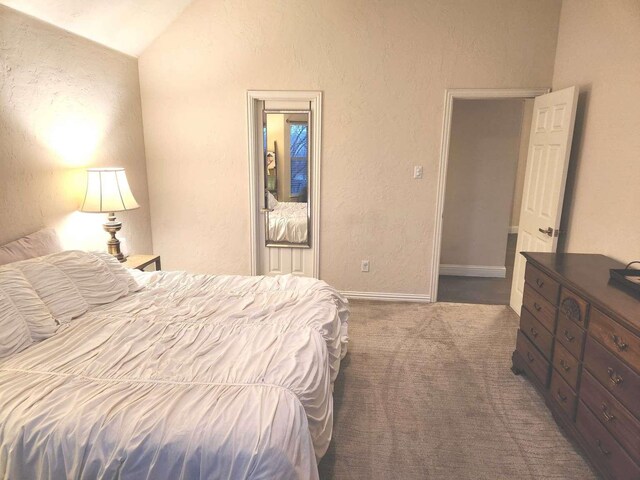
{"left": 0, "top": 250, "right": 141, "bottom": 361}
{"left": 0, "top": 269, "right": 55, "bottom": 359}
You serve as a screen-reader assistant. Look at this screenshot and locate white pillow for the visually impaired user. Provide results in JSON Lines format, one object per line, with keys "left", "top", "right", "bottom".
{"left": 11, "top": 259, "right": 88, "bottom": 324}
{"left": 10, "top": 251, "right": 131, "bottom": 324}
{"left": 47, "top": 251, "right": 130, "bottom": 305}
{"left": 0, "top": 228, "right": 62, "bottom": 266}
{"left": 89, "top": 251, "right": 142, "bottom": 293}
{"left": 0, "top": 268, "right": 57, "bottom": 346}
{"left": 267, "top": 191, "right": 278, "bottom": 210}
{"left": 0, "top": 290, "right": 33, "bottom": 361}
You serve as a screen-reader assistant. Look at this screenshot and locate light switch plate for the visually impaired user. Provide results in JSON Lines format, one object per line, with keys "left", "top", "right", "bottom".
{"left": 413, "top": 165, "right": 423, "bottom": 179}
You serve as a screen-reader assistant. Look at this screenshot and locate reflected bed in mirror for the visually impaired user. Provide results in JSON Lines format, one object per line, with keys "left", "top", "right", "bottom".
{"left": 263, "top": 110, "right": 310, "bottom": 247}
{"left": 266, "top": 192, "right": 308, "bottom": 244}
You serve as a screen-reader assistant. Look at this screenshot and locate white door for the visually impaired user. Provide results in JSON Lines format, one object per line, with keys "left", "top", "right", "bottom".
{"left": 509, "top": 86, "right": 579, "bottom": 313}
{"left": 259, "top": 242, "right": 312, "bottom": 276}
{"left": 248, "top": 93, "right": 321, "bottom": 278}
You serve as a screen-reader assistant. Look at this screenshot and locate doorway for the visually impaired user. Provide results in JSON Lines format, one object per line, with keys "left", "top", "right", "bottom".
{"left": 429, "top": 88, "right": 549, "bottom": 304}
{"left": 437, "top": 97, "right": 533, "bottom": 304}
{"left": 431, "top": 88, "right": 579, "bottom": 307}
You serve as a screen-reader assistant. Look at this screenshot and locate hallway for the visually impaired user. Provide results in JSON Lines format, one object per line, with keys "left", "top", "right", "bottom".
{"left": 437, "top": 234, "right": 517, "bottom": 305}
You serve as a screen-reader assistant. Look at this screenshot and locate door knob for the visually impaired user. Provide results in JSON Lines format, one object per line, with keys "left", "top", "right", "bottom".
{"left": 538, "top": 227, "right": 553, "bottom": 237}
{"left": 260, "top": 208, "right": 274, "bottom": 214}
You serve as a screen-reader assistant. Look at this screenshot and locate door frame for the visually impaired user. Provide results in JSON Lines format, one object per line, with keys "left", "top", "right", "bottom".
{"left": 429, "top": 88, "right": 550, "bottom": 302}
{"left": 247, "top": 90, "right": 322, "bottom": 277}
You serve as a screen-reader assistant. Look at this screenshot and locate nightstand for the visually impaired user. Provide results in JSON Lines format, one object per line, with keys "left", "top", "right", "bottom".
{"left": 122, "top": 254, "right": 161, "bottom": 271}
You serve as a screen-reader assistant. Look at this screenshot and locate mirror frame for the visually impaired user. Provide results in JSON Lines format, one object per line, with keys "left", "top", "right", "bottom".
{"left": 262, "top": 109, "right": 312, "bottom": 248}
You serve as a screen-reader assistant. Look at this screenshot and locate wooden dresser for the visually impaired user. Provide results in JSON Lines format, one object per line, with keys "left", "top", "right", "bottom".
{"left": 512, "top": 253, "right": 640, "bottom": 480}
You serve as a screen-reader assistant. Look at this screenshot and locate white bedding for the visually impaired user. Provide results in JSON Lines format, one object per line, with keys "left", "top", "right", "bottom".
{"left": 0, "top": 266, "right": 349, "bottom": 479}
{"left": 268, "top": 202, "right": 308, "bottom": 244}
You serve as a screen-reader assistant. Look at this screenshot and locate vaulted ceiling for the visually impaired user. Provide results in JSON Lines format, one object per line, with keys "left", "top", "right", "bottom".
{"left": 0, "top": 0, "right": 194, "bottom": 57}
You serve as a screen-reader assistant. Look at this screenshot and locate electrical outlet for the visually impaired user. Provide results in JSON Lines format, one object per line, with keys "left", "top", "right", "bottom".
{"left": 413, "top": 165, "right": 423, "bottom": 179}
{"left": 361, "top": 260, "right": 370, "bottom": 272}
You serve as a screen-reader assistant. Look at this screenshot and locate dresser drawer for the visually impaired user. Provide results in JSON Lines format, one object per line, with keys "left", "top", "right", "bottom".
{"left": 550, "top": 370, "right": 577, "bottom": 420}
{"left": 553, "top": 340, "right": 580, "bottom": 390}
{"left": 520, "top": 307, "right": 554, "bottom": 360}
{"left": 590, "top": 308, "right": 640, "bottom": 373}
{"left": 525, "top": 264, "right": 560, "bottom": 305}
{"left": 581, "top": 371, "right": 640, "bottom": 466}
{"left": 559, "top": 287, "right": 590, "bottom": 329}
{"left": 522, "top": 285, "right": 557, "bottom": 333}
{"left": 584, "top": 337, "right": 640, "bottom": 419}
{"left": 576, "top": 401, "right": 640, "bottom": 480}
{"left": 516, "top": 330, "right": 550, "bottom": 388}
{"left": 557, "top": 315, "right": 586, "bottom": 360}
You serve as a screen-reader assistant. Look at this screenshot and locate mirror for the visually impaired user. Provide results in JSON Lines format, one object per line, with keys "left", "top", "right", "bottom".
{"left": 263, "top": 110, "right": 311, "bottom": 247}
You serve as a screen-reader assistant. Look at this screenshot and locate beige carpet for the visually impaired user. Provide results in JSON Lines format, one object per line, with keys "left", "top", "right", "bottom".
{"left": 318, "top": 301, "right": 600, "bottom": 480}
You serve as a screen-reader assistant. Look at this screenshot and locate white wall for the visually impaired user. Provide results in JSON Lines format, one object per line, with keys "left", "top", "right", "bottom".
{"left": 0, "top": 0, "right": 194, "bottom": 57}
{"left": 441, "top": 99, "right": 524, "bottom": 270}
{"left": 552, "top": 0, "right": 640, "bottom": 263}
{"left": 0, "top": 5, "right": 153, "bottom": 254}
{"left": 139, "top": 0, "right": 562, "bottom": 294}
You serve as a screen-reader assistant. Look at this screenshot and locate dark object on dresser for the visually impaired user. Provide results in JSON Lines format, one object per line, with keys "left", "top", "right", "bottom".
{"left": 512, "top": 253, "right": 640, "bottom": 480}
{"left": 610, "top": 261, "right": 640, "bottom": 295}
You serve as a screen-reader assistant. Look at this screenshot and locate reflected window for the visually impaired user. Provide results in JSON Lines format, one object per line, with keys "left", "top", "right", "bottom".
{"left": 290, "top": 124, "right": 308, "bottom": 197}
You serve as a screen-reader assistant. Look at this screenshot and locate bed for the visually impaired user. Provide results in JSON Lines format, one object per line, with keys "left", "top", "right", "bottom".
{"left": 266, "top": 193, "right": 308, "bottom": 244}
{"left": 0, "top": 239, "right": 348, "bottom": 479}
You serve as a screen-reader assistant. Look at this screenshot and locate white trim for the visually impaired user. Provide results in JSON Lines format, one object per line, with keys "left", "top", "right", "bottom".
{"left": 508, "top": 226, "right": 519, "bottom": 234}
{"left": 429, "top": 88, "right": 550, "bottom": 303}
{"left": 439, "top": 264, "right": 506, "bottom": 278}
{"left": 247, "top": 93, "right": 259, "bottom": 276}
{"left": 247, "top": 90, "right": 322, "bottom": 278}
{"left": 342, "top": 291, "right": 431, "bottom": 303}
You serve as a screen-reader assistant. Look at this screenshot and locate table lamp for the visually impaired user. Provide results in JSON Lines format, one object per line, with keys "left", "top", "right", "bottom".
{"left": 79, "top": 167, "right": 139, "bottom": 262}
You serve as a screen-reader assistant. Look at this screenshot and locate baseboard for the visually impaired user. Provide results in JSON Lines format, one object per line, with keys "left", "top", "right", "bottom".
{"left": 439, "top": 264, "right": 506, "bottom": 278}
{"left": 342, "top": 291, "right": 431, "bottom": 303}
{"left": 508, "top": 226, "right": 519, "bottom": 234}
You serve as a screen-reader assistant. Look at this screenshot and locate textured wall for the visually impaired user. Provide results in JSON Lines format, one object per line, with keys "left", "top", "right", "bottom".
{"left": 552, "top": 0, "right": 640, "bottom": 263}
{"left": 0, "top": 6, "right": 153, "bottom": 254}
{"left": 139, "top": 0, "right": 561, "bottom": 293}
{"left": 441, "top": 99, "right": 524, "bottom": 268}
{"left": 0, "top": 0, "right": 193, "bottom": 57}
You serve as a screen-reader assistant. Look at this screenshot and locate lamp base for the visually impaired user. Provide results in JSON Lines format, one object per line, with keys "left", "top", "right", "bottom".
{"left": 103, "top": 212, "right": 125, "bottom": 262}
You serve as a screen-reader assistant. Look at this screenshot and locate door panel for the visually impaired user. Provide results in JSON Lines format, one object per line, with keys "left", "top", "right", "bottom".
{"left": 510, "top": 87, "right": 579, "bottom": 313}
{"left": 267, "top": 247, "right": 285, "bottom": 274}
{"left": 291, "top": 249, "right": 305, "bottom": 275}
{"left": 255, "top": 98, "right": 316, "bottom": 277}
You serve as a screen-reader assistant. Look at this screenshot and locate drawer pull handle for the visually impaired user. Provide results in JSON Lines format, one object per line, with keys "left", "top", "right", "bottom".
{"left": 526, "top": 352, "right": 535, "bottom": 363}
{"left": 529, "top": 327, "right": 538, "bottom": 338}
{"left": 596, "top": 439, "right": 611, "bottom": 456}
{"left": 611, "top": 334, "right": 628, "bottom": 352}
{"left": 607, "top": 367, "right": 623, "bottom": 386}
{"left": 533, "top": 302, "right": 542, "bottom": 312}
{"left": 559, "top": 359, "right": 571, "bottom": 372}
{"left": 601, "top": 403, "right": 615, "bottom": 422}
{"left": 563, "top": 330, "right": 575, "bottom": 342}
{"left": 536, "top": 278, "right": 544, "bottom": 288}
{"left": 556, "top": 390, "right": 567, "bottom": 403}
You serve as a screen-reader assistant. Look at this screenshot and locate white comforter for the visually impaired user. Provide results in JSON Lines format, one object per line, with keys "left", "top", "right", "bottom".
{"left": 0, "top": 270, "right": 349, "bottom": 480}
{"left": 268, "top": 202, "right": 308, "bottom": 244}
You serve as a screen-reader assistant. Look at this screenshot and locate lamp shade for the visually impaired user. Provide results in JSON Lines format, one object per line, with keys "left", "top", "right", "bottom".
{"left": 80, "top": 168, "right": 140, "bottom": 213}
